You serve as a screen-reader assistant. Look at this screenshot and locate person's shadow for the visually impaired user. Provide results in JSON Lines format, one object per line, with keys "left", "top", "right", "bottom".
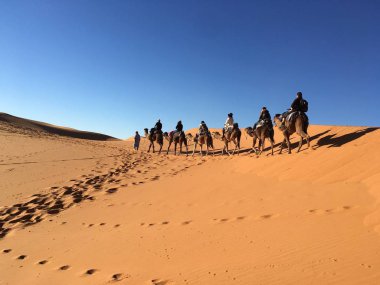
{"left": 316, "top": 127, "right": 378, "bottom": 148}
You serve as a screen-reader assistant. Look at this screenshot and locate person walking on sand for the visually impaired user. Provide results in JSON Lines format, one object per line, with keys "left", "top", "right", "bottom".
{"left": 134, "top": 131, "right": 141, "bottom": 151}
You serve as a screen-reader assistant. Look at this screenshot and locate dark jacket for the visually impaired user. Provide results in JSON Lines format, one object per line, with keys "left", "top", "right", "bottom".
{"left": 155, "top": 121, "right": 162, "bottom": 131}
{"left": 176, "top": 122, "right": 183, "bottom": 132}
{"left": 259, "top": 110, "right": 271, "bottom": 121}
{"left": 291, "top": 98, "right": 302, "bottom": 111}
{"left": 200, "top": 123, "right": 209, "bottom": 134}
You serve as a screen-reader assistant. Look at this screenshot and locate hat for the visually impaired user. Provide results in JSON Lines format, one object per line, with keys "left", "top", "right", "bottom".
{"left": 201, "top": 121, "right": 205, "bottom": 124}
{"left": 228, "top": 113, "right": 233, "bottom": 117}
{"left": 297, "top": 92, "right": 302, "bottom": 97}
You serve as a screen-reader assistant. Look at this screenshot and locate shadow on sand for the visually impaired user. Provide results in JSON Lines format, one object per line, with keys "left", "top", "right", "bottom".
{"left": 316, "top": 127, "right": 378, "bottom": 148}
{"left": 259, "top": 130, "right": 332, "bottom": 153}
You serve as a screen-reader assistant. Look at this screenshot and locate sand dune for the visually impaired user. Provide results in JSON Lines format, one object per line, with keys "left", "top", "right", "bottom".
{"left": 1, "top": 118, "right": 380, "bottom": 284}
{"left": 0, "top": 113, "right": 118, "bottom": 141}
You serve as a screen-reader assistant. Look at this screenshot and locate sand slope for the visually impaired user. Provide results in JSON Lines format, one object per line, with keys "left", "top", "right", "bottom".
{"left": 1, "top": 121, "right": 380, "bottom": 284}
{"left": 0, "top": 113, "right": 117, "bottom": 141}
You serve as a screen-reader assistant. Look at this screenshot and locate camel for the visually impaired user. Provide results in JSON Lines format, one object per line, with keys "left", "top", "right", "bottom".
{"left": 273, "top": 112, "right": 310, "bottom": 154}
{"left": 144, "top": 128, "right": 164, "bottom": 154}
{"left": 192, "top": 132, "right": 214, "bottom": 156}
{"left": 245, "top": 123, "right": 275, "bottom": 155}
{"left": 163, "top": 131, "right": 188, "bottom": 156}
{"left": 212, "top": 124, "right": 241, "bottom": 155}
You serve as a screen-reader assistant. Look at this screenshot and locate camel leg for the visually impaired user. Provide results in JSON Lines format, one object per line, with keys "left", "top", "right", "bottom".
{"left": 166, "top": 141, "right": 172, "bottom": 155}
{"left": 185, "top": 142, "right": 188, "bottom": 157}
{"left": 285, "top": 134, "right": 291, "bottom": 154}
{"left": 226, "top": 142, "right": 231, "bottom": 156}
{"left": 297, "top": 130, "right": 310, "bottom": 152}
{"left": 200, "top": 144, "right": 203, "bottom": 156}
{"left": 152, "top": 142, "right": 155, "bottom": 153}
{"left": 260, "top": 137, "right": 265, "bottom": 155}
{"left": 250, "top": 137, "right": 257, "bottom": 153}
{"left": 192, "top": 143, "right": 197, "bottom": 156}
{"left": 297, "top": 135, "right": 303, "bottom": 153}
{"left": 279, "top": 138, "right": 286, "bottom": 154}
{"left": 302, "top": 131, "right": 310, "bottom": 149}
{"left": 270, "top": 139, "right": 274, "bottom": 156}
{"left": 232, "top": 139, "right": 237, "bottom": 155}
{"left": 158, "top": 143, "right": 163, "bottom": 154}
{"left": 174, "top": 142, "right": 177, "bottom": 156}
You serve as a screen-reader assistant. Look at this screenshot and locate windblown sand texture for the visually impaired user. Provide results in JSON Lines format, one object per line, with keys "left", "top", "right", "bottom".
{"left": 1, "top": 113, "right": 380, "bottom": 284}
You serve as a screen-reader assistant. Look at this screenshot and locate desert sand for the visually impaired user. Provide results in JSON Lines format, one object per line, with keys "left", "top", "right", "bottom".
{"left": 1, "top": 113, "right": 380, "bottom": 284}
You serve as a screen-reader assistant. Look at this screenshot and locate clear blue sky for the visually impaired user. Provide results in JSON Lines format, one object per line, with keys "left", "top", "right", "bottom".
{"left": 1, "top": 0, "right": 379, "bottom": 138}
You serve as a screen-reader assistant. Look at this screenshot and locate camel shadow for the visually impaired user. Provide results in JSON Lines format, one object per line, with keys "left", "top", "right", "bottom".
{"left": 316, "top": 127, "right": 378, "bottom": 148}
{"left": 267, "top": 130, "right": 331, "bottom": 153}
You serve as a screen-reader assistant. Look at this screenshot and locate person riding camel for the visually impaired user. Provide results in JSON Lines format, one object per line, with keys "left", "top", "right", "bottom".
{"left": 154, "top": 119, "right": 163, "bottom": 134}
{"left": 291, "top": 92, "right": 304, "bottom": 112}
{"left": 254, "top": 107, "right": 272, "bottom": 130}
{"left": 281, "top": 92, "right": 308, "bottom": 126}
{"left": 175, "top": 120, "right": 183, "bottom": 138}
{"left": 223, "top": 113, "right": 234, "bottom": 139}
{"left": 199, "top": 121, "right": 209, "bottom": 136}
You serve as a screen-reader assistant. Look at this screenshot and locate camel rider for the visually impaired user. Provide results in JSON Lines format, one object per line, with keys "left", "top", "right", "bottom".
{"left": 254, "top": 107, "right": 272, "bottom": 130}
{"left": 223, "top": 113, "right": 234, "bottom": 138}
{"left": 291, "top": 92, "right": 304, "bottom": 112}
{"left": 175, "top": 120, "right": 183, "bottom": 137}
{"left": 281, "top": 91, "right": 308, "bottom": 125}
{"left": 154, "top": 119, "right": 163, "bottom": 134}
{"left": 199, "top": 121, "right": 209, "bottom": 136}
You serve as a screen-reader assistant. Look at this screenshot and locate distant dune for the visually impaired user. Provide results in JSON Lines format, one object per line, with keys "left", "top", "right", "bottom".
{"left": 0, "top": 112, "right": 118, "bottom": 141}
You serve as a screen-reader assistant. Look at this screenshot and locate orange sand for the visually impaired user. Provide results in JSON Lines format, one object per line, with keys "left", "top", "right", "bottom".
{"left": 0, "top": 114, "right": 379, "bottom": 284}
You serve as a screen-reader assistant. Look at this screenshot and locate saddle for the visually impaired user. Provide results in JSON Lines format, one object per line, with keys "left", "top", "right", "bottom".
{"left": 284, "top": 111, "right": 309, "bottom": 125}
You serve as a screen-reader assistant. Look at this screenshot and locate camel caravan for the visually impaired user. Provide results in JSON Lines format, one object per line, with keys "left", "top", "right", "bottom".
{"left": 140, "top": 92, "right": 310, "bottom": 156}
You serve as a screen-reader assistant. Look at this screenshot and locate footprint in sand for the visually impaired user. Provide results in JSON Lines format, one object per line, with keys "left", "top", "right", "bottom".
{"left": 106, "top": 188, "right": 118, "bottom": 194}
{"left": 2, "top": 249, "right": 12, "bottom": 254}
{"left": 162, "top": 221, "right": 169, "bottom": 225}
{"left": 181, "top": 221, "right": 192, "bottom": 225}
{"left": 150, "top": 176, "right": 160, "bottom": 181}
{"left": 342, "top": 205, "right": 354, "bottom": 210}
{"left": 59, "top": 265, "right": 70, "bottom": 271}
{"left": 361, "top": 263, "right": 372, "bottom": 269}
{"left": 259, "top": 214, "right": 274, "bottom": 219}
{"left": 112, "top": 273, "right": 129, "bottom": 282}
{"left": 17, "top": 255, "right": 27, "bottom": 260}
{"left": 151, "top": 279, "right": 170, "bottom": 285}
{"left": 84, "top": 269, "right": 97, "bottom": 275}
{"left": 37, "top": 260, "right": 48, "bottom": 265}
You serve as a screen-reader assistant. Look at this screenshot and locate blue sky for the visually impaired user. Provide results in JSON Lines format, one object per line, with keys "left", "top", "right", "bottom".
{"left": 1, "top": 0, "right": 379, "bottom": 138}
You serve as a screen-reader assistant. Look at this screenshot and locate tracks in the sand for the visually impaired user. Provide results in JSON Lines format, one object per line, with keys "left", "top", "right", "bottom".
{"left": 0, "top": 152, "right": 207, "bottom": 239}
{"left": 1, "top": 246, "right": 131, "bottom": 282}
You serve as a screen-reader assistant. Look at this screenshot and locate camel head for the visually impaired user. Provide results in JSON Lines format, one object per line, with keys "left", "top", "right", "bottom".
{"left": 211, "top": 131, "right": 223, "bottom": 140}
{"left": 163, "top": 132, "right": 170, "bottom": 141}
{"left": 273, "top": 114, "right": 282, "bottom": 127}
{"left": 245, "top": 127, "right": 254, "bottom": 137}
{"left": 186, "top": 133, "right": 193, "bottom": 140}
